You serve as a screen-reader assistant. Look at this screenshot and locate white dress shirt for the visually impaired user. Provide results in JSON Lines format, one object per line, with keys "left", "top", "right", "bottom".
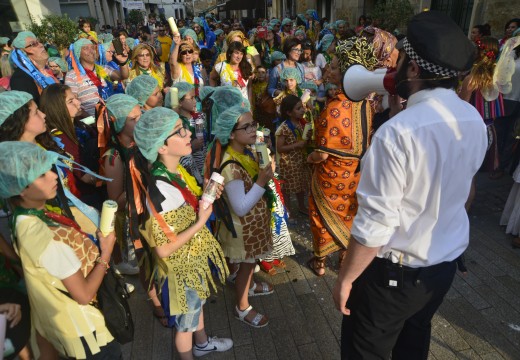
{"left": 351, "top": 88, "right": 487, "bottom": 267}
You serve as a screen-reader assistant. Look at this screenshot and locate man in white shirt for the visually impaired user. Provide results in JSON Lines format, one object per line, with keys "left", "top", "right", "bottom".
{"left": 332, "top": 11, "right": 487, "bottom": 360}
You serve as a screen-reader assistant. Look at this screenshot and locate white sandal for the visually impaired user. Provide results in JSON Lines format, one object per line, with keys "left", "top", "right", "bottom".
{"left": 234, "top": 305, "right": 269, "bottom": 328}
{"left": 248, "top": 281, "right": 274, "bottom": 297}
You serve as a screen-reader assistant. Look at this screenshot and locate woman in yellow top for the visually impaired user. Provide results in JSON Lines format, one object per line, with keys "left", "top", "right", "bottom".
{"left": 209, "top": 41, "right": 253, "bottom": 102}
{"left": 170, "top": 37, "right": 204, "bottom": 96}
{"left": 127, "top": 43, "right": 165, "bottom": 89}
{"left": 0, "top": 144, "right": 118, "bottom": 359}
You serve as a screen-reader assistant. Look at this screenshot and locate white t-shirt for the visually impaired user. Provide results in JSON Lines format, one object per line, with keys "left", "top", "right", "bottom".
{"left": 315, "top": 53, "right": 327, "bottom": 70}
{"left": 14, "top": 215, "right": 81, "bottom": 279}
{"left": 351, "top": 88, "right": 487, "bottom": 267}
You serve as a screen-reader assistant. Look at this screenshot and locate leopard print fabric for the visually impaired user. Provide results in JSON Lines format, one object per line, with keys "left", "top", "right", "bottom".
{"left": 151, "top": 205, "right": 228, "bottom": 315}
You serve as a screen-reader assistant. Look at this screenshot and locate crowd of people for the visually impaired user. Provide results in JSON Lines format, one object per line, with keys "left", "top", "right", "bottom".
{"left": 0, "top": 7, "right": 519, "bottom": 360}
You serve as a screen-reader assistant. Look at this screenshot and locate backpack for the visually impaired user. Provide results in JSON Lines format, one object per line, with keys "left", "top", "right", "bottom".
{"left": 57, "top": 266, "right": 134, "bottom": 344}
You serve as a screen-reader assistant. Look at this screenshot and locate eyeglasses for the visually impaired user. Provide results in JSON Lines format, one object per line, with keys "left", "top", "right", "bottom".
{"left": 180, "top": 49, "right": 194, "bottom": 56}
{"left": 25, "top": 40, "right": 41, "bottom": 49}
{"left": 137, "top": 53, "right": 151, "bottom": 58}
{"left": 234, "top": 121, "right": 258, "bottom": 134}
{"left": 164, "top": 126, "right": 189, "bottom": 143}
{"left": 291, "top": 48, "right": 302, "bottom": 53}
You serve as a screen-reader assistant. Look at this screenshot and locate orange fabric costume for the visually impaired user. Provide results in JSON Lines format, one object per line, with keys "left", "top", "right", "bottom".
{"left": 309, "top": 93, "right": 372, "bottom": 256}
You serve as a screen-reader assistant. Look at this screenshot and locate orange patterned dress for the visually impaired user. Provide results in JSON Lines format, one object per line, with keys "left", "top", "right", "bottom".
{"left": 309, "top": 93, "right": 373, "bottom": 257}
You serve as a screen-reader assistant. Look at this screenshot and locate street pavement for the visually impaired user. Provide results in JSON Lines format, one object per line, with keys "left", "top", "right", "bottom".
{"left": 121, "top": 172, "right": 520, "bottom": 359}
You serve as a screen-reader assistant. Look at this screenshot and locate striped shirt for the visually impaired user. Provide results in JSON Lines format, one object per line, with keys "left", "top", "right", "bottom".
{"left": 65, "top": 66, "right": 114, "bottom": 116}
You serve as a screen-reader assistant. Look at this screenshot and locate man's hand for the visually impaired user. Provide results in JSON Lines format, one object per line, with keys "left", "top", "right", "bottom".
{"left": 333, "top": 280, "right": 353, "bottom": 316}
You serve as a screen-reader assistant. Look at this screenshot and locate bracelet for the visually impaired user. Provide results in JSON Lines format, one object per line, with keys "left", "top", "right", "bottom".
{"left": 95, "top": 257, "right": 110, "bottom": 273}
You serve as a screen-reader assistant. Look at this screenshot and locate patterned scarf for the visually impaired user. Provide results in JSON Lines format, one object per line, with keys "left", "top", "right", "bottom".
{"left": 151, "top": 161, "right": 202, "bottom": 211}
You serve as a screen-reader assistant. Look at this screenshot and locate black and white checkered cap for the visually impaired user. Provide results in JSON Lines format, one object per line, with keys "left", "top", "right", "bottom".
{"left": 402, "top": 37, "right": 459, "bottom": 77}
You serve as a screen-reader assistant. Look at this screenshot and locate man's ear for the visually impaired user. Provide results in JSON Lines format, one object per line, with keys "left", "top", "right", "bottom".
{"left": 408, "top": 60, "right": 421, "bottom": 79}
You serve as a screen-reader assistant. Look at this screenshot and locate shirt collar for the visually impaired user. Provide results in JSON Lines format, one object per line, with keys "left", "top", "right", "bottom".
{"left": 406, "top": 87, "right": 455, "bottom": 108}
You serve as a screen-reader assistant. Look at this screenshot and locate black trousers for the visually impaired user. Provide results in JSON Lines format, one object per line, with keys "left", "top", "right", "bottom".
{"left": 341, "top": 257, "right": 457, "bottom": 360}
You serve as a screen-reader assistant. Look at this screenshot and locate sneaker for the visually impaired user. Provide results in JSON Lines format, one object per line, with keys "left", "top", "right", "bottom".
{"left": 193, "top": 336, "right": 233, "bottom": 357}
{"left": 113, "top": 262, "right": 140, "bottom": 275}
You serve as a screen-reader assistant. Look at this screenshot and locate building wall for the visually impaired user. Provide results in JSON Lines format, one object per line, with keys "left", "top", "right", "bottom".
{"left": 472, "top": 0, "right": 520, "bottom": 38}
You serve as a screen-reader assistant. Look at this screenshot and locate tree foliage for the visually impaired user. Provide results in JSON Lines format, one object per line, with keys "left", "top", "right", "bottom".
{"left": 27, "top": 14, "right": 78, "bottom": 51}
{"left": 127, "top": 10, "right": 145, "bottom": 27}
{"left": 371, "top": 0, "right": 414, "bottom": 33}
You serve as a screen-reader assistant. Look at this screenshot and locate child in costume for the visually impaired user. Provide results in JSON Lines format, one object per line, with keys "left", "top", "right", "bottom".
{"left": 126, "top": 74, "right": 164, "bottom": 111}
{"left": 133, "top": 107, "right": 231, "bottom": 358}
{"left": 1, "top": 140, "right": 120, "bottom": 359}
{"left": 275, "top": 94, "right": 310, "bottom": 217}
{"left": 205, "top": 87, "right": 274, "bottom": 328}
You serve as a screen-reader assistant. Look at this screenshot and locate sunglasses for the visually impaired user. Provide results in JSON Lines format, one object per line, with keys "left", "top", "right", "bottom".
{"left": 25, "top": 40, "right": 41, "bottom": 49}
{"left": 180, "top": 49, "right": 194, "bottom": 55}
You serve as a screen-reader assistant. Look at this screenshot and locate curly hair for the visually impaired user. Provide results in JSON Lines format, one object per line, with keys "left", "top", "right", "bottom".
{"left": 226, "top": 41, "right": 253, "bottom": 80}
{"left": 40, "top": 84, "right": 78, "bottom": 145}
{"left": 468, "top": 37, "right": 499, "bottom": 93}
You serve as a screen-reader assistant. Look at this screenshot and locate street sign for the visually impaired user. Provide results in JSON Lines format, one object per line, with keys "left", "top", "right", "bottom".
{"left": 123, "top": 1, "right": 145, "bottom": 10}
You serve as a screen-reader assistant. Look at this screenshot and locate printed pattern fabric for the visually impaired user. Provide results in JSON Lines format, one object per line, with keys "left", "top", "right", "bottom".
{"left": 150, "top": 205, "right": 228, "bottom": 315}
{"left": 263, "top": 177, "right": 295, "bottom": 261}
{"left": 218, "top": 152, "right": 273, "bottom": 261}
{"left": 309, "top": 94, "right": 372, "bottom": 257}
{"left": 276, "top": 121, "right": 310, "bottom": 194}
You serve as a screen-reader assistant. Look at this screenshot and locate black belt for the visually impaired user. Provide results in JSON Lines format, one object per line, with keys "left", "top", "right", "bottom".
{"left": 373, "top": 257, "right": 456, "bottom": 285}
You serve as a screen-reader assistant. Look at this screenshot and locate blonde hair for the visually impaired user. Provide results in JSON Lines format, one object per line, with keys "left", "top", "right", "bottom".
{"left": 468, "top": 37, "right": 499, "bottom": 93}
{"left": 131, "top": 44, "right": 162, "bottom": 76}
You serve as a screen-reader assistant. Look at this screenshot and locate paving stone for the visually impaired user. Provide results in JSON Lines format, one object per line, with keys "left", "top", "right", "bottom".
{"left": 297, "top": 342, "right": 323, "bottom": 360}
{"left": 298, "top": 293, "right": 341, "bottom": 358}
{"left": 122, "top": 173, "right": 520, "bottom": 359}
{"left": 452, "top": 276, "right": 491, "bottom": 310}
{"left": 479, "top": 352, "right": 507, "bottom": 360}
{"left": 456, "top": 348, "right": 483, "bottom": 359}
{"left": 429, "top": 333, "right": 458, "bottom": 360}
{"left": 431, "top": 313, "right": 471, "bottom": 352}
{"left": 267, "top": 316, "right": 300, "bottom": 360}
{"left": 234, "top": 344, "right": 257, "bottom": 360}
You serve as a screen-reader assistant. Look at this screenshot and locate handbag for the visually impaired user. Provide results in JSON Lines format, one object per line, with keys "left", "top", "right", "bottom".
{"left": 56, "top": 266, "right": 134, "bottom": 344}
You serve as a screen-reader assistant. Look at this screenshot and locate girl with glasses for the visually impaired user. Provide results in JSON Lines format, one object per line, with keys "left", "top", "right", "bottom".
{"left": 132, "top": 107, "right": 232, "bottom": 359}
{"left": 205, "top": 88, "right": 275, "bottom": 328}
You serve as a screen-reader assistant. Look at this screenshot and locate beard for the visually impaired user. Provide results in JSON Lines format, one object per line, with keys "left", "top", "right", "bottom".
{"left": 394, "top": 62, "right": 412, "bottom": 99}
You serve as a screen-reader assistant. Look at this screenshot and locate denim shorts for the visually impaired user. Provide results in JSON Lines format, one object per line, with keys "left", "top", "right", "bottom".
{"left": 174, "top": 287, "right": 206, "bottom": 332}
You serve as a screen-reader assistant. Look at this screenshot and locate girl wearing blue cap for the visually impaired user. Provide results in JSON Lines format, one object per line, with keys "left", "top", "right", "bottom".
{"left": 0, "top": 141, "right": 119, "bottom": 359}
{"left": 132, "top": 107, "right": 232, "bottom": 358}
